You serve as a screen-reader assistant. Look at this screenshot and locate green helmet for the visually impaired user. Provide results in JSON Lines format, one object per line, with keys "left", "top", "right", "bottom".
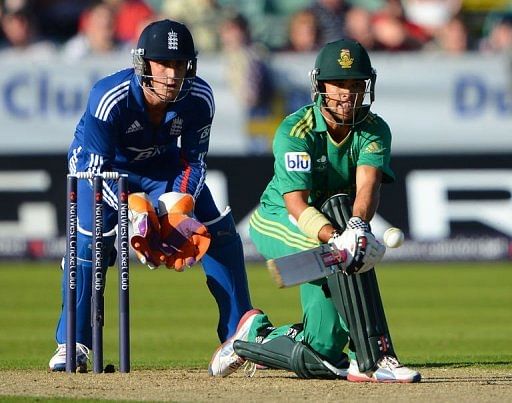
{"left": 314, "top": 39, "right": 374, "bottom": 81}
{"left": 310, "top": 39, "right": 376, "bottom": 126}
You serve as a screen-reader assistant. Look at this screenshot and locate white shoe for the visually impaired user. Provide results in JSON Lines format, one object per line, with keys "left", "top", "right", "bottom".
{"left": 48, "top": 343, "right": 90, "bottom": 373}
{"left": 347, "top": 356, "right": 421, "bottom": 383}
{"left": 208, "top": 309, "right": 263, "bottom": 377}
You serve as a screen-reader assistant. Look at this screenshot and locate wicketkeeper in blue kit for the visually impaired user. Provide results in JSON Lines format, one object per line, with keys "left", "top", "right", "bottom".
{"left": 49, "top": 19, "right": 252, "bottom": 372}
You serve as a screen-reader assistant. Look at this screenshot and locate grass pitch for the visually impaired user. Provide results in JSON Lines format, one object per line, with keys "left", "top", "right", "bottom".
{"left": 0, "top": 261, "right": 511, "bottom": 371}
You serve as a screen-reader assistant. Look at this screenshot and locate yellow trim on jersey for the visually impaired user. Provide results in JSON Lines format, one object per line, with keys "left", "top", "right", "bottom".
{"left": 250, "top": 210, "right": 318, "bottom": 250}
{"left": 327, "top": 130, "right": 353, "bottom": 148}
{"left": 290, "top": 108, "right": 314, "bottom": 139}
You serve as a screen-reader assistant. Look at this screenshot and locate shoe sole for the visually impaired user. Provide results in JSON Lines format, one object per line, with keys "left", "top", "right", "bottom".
{"left": 48, "top": 364, "right": 65, "bottom": 372}
{"left": 347, "top": 373, "right": 422, "bottom": 383}
{"left": 208, "top": 309, "right": 263, "bottom": 377}
{"left": 49, "top": 360, "right": 88, "bottom": 373}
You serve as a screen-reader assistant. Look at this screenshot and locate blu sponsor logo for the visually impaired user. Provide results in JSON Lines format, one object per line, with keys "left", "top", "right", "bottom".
{"left": 285, "top": 152, "right": 311, "bottom": 172}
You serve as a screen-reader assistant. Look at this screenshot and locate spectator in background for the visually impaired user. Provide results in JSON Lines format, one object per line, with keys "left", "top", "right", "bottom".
{"left": 122, "top": 12, "right": 159, "bottom": 51}
{"left": 219, "top": 13, "right": 274, "bottom": 152}
{"left": 0, "top": 0, "right": 56, "bottom": 57}
{"left": 284, "top": 9, "right": 321, "bottom": 52}
{"left": 427, "top": 16, "right": 468, "bottom": 54}
{"left": 160, "top": 0, "right": 225, "bottom": 53}
{"left": 105, "top": 0, "right": 155, "bottom": 45}
{"left": 372, "top": 10, "right": 424, "bottom": 51}
{"left": 61, "top": 2, "right": 121, "bottom": 60}
{"left": 401, "top": 0, "right": 462, "bottom": 42}
{"left": 479, "top": 14, "right": 512, "bottom": 53}
{"left": 31, "top": 0, "right": 91, "bottom": 43}
{"left": 370, "top": 0, "right": 427, "bottom": 51}
{"left": 219, "top": 13, "right": 273, "bottom": 115}
{"left": 344, "top": 6, "right": 375, "bottom": 50}
{"left": 308, "top": 0, "right": 350, "bottom": 44}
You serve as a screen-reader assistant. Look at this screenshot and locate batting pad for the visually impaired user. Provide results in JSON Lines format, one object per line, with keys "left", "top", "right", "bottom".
{"left": 321, "top": 194, "right": 396, "bottom": 372}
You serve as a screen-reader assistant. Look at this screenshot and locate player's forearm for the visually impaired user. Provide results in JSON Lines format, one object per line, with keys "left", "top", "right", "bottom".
{"left": 353, "top": 166, "right": 382, "bottom": 222}
{"left": 353, "top": 184, "right": 380, "bottom": 222}
{"left": 283, "top": 190, "right": 309, "bottom": 221}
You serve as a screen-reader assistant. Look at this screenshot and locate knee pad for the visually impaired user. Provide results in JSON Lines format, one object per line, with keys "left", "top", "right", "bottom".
{"left": 204, "top": 207, "right": 238, "bottom": 249}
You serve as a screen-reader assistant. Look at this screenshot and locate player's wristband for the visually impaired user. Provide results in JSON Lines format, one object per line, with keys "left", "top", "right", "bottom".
{"left": 347, "top": 216, "right": 370, "bottom": 232}
{"left": 297, "top": 206, "right": 330, "bottom": 242}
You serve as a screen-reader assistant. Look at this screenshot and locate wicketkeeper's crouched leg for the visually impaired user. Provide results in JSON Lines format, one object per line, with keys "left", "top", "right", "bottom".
{"left": 202, "top": 208, "right": 252, "bottom": 342}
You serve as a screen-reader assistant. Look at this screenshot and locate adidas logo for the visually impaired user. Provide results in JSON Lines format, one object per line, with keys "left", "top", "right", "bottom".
{"left": 126, "top": 120, "right": 143, "bottom": 134}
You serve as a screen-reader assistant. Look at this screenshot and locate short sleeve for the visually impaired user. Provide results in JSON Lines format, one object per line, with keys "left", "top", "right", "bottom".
{"left": 356, "top": 118, "right": 395, "bottom": 183}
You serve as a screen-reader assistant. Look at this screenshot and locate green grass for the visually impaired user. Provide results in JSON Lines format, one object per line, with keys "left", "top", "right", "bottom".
{"left": 0, "top": 261, "right": 511, "bottom": 370}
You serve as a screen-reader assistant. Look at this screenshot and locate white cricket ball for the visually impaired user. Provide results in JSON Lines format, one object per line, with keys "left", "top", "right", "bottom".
{"left": 383, "top": 227, "right": 404, "bottom": 248}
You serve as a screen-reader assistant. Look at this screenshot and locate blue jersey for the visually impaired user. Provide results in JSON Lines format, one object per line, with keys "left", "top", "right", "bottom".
{"left": 70, "top": 68, "right": 214, "bottom": 199}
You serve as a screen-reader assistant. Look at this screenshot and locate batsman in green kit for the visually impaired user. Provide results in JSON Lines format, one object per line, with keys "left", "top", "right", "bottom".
{"left": 209, "top": 39, "right": 421, "bottom": 382}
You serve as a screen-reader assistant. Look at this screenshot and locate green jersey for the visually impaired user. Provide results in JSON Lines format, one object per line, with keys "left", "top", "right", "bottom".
{"left": 260, "top": 103, "right": 395, "bottom": 214}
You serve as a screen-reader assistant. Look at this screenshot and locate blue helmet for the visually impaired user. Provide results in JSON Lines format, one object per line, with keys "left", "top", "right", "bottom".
{"left": 132, "top": 19, "right": 197, "bottom": 101}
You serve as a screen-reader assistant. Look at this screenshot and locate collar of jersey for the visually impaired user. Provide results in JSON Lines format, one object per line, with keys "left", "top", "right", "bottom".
{"left": 312, "top": 102, "right": 353, "bottom": 148}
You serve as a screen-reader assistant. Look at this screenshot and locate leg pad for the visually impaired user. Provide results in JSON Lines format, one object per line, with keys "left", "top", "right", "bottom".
{"left": 234, "top": 336, "right": 348, "bottom": 379}
{"left": 321, "top": 194, "right": 396, "bottom": 372}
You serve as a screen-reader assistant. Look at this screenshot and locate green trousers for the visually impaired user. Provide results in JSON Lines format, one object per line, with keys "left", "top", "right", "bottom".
{"left": 249, "top": 207, "right": 352, "bottom": 365}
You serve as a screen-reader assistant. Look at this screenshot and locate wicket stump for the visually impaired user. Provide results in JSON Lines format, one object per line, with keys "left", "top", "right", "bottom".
{"left": 65, "top": 171, "right": 130, "bottom": 373}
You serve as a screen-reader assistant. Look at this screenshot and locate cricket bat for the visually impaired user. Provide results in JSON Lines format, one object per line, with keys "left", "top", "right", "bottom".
{"left": 267, "top": 244, "right": 347, "bottom": 288}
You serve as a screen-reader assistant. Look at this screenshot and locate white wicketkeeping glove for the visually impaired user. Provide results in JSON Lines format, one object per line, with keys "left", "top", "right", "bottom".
{"left": 328, "top": 217, "right": 386, "bottom": 275}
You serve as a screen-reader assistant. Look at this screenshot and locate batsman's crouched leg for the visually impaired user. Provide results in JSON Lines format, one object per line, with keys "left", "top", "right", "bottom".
{"left": 299, "top": 281, "right": 350, "bottom": 365}
{"left": 234, "top": 336, "right": 349, "bottom": 379}
{"left": 201, "top": 208, "right": 252, "bottom": 342}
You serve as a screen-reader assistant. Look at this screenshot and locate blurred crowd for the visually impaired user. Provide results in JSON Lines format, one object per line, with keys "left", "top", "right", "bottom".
{"left": 1, "top": 0, "right": 511, "bottom": 58}
{"left": 0, "top": 0, "right": 510, "bottom": 154}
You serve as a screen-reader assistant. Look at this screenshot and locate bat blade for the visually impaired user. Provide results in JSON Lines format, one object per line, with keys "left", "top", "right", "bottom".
{"left": 267, "top": 244, "right": 346, "bottom": 288}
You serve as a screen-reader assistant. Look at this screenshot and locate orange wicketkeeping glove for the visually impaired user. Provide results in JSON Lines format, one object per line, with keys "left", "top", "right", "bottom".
{"left": 128, "top": 192, "right": 165, "bottom": 269}
{"left": 159, "top": 213, "right": 211, "bottom": 271}
{"left": 157, "top": 192, "right": 211, "bottom": 271}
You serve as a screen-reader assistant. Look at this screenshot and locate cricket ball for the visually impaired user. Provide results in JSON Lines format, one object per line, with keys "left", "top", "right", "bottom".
{"left": 383, "top": 227, "right": 404, "bottom": 248}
